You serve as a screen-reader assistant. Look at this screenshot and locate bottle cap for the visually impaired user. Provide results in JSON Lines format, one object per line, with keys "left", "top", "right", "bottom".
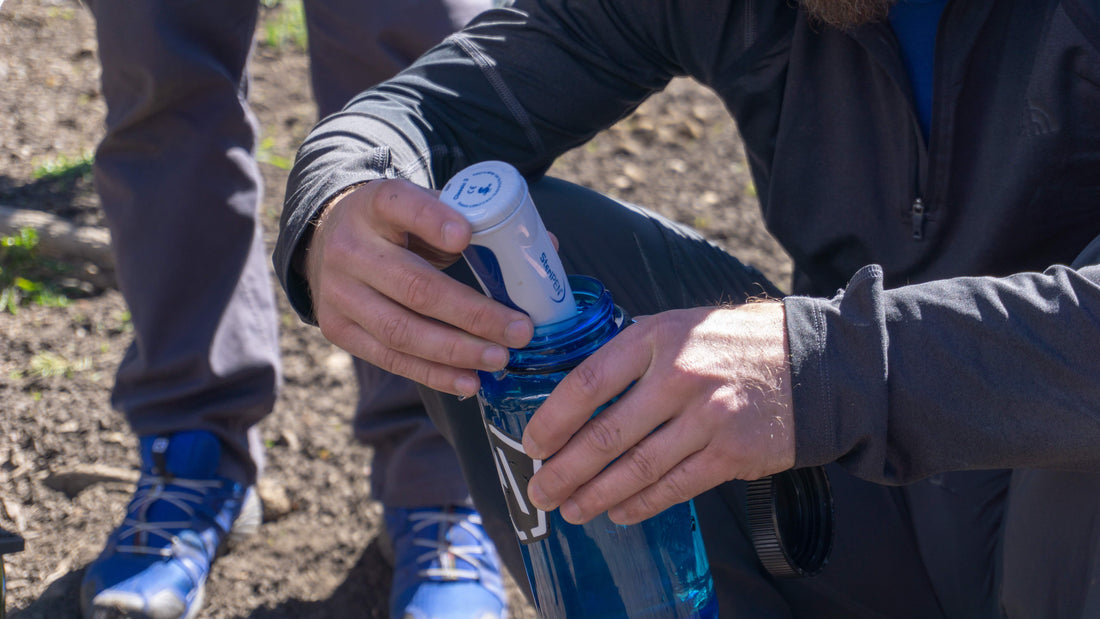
{"left": 746, "top": 467, "right": 834, "bottom": 578}
{"left": 441, "top": 161, "right": 528, "bottom": 233}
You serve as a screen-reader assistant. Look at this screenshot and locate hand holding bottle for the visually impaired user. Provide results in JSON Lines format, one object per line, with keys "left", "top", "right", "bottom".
{"left": 522, "top": 301, "right": 796, "bottom": 525}
{"left": 304, "top": 178, "right": 534, "bottom": 397}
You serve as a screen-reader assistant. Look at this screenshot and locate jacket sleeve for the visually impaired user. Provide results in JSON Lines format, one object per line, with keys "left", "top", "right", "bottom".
{"left": 785, "top": 236, "right": 1100, "bottom": 483}
{"left": 273, "top": 0, "right": 730, "bottom": 323}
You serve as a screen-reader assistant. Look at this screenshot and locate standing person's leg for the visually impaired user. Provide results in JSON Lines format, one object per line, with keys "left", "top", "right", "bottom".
{"left": 304, "top": 1, "right": 507, "bottom": 617}
{"left": 91, "top": 0, "right": 275, "bottom": 486}
{"left": 305, "top": 0, "right": 490, "bottom": 116}
{"left": 422, "top": 177, "right": 981, "bottom": 618}
{"left": 305, "top": 0, "right": 490, "bottom": 512}
{"left": 80, "top": 2, "right": 275, "bottom": 618}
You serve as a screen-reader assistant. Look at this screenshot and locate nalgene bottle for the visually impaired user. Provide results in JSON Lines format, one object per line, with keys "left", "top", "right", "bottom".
{"left": 478, "top": 275, "right": 718, "bottom": 618}
{"left": 441, "top": 161, "right": 719, "bottom": 619}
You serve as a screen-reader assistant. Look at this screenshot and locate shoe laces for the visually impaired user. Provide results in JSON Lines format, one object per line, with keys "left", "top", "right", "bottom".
{"left": 408, "top": 510, "right": 492, "bottom": 581}
{"left": 113, "top": 474, "right": 222, "bottom": 557}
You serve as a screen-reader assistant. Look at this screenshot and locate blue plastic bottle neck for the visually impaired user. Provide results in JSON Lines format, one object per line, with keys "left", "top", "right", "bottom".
{"left": 505, "top": 275, "right": 628, "bottom": 375}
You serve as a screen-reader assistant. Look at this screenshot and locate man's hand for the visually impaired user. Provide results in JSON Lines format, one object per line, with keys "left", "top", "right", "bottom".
{"left": 522, "top": 302, "right": 794, "bottom": 525}
{"left": 305, "top": 179, "right": 534, "bottom": 397}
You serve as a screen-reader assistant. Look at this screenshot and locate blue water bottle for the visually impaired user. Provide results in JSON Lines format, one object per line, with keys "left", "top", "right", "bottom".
{"left": 441, "top": 162, "right": 719, "bottom": 619}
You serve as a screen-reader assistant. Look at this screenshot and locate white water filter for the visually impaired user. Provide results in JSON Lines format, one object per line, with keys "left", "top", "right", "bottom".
{"left": 440, "top": 161, "right": 576, "bottom": 326}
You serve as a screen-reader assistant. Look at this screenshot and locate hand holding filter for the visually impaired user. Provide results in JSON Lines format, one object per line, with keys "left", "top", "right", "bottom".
{"left": 439, "top": 161, "right": 576, "bottom": 326}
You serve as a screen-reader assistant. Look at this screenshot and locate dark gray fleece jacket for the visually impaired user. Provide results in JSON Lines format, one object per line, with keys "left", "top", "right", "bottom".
{"left": 276, "top": 0, "right": 1100, "bottom": 485}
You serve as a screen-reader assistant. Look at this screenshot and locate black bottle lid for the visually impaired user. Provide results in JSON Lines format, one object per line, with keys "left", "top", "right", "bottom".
{"left": 745, "top": 466, "right": 834, "bottom": 578}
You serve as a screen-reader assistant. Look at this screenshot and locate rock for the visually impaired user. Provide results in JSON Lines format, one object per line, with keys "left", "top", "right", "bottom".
{"left": 257, "top": 478, "right": 293, "bottom": 521}
{"left": 42, "top": 465, "right": 139, "bottom": 499}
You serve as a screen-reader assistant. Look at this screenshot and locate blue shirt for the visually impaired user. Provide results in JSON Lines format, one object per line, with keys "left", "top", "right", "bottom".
{"left": 888, "top": 0, "right": 949, "bottom": 139}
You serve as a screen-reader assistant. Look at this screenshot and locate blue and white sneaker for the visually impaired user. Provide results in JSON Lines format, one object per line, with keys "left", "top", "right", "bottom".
{"left": 385, "top": 506, "right": 508, "bottom": 619}
{"left": 80, "top": 431, "right": 261, "bottom": 619}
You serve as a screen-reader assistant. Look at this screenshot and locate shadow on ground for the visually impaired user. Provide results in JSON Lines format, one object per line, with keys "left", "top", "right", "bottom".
{"left": 9, "top": 539, "right": 392, "bottom": 618}
{"left": 243, "top": 538, "right": 393, "bottom": 619}
{"left": 0, "top": 163, "right": 100, "bottom": 227}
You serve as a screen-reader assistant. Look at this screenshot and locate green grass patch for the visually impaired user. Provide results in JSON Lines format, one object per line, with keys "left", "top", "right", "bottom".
{"left": 262, "top": 0, "right": 308, "bottom": 51}
{"left": 0, "top": 227, "right": 73, "bottom": 314}
{"left": 46, "top": 6, "right": 77, "bottom": 20}
{"left": 29, "top": 351, "right": 90, "bottom": 380}
{"left": 257, "top": 136, "right": 293, "bottom": 170}
{"left": 32, "top": 150, "right": 94, "bottom": 183}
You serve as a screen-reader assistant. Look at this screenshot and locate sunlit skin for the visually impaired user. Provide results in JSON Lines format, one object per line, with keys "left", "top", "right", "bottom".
{"left": 522, "top": 303, "right": 795, "bottom": 525}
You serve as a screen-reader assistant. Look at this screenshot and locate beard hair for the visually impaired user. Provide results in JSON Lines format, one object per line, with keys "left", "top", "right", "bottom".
{"left": 800, "top": 0, "right": 898, "bottom": 30}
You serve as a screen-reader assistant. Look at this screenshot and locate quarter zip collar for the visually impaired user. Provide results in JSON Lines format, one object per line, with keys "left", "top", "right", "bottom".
{"left": 842, "top": 0, "right": 998, "bottom": 240}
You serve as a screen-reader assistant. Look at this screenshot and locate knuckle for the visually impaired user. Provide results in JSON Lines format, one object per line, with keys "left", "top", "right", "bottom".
{"left": 641, "top": 311, "right": 676, "bottom": 341}
{"left": 569, "top": 363, "right": 605, "bottom": 401}
{"left": 439, "top": 335, "right": 464, "bottom": 365}
{"left": 370, "top": 180, "right": 406, "bottom": 215}
{"left": 378, "top": 346, "right": 411, "bottom": 378}
{"left": 420, "top": 365, "right": 453, "bottom": 393}
{"left": 581, "top": 416, "right": 623, "bottom": 457}
{"left": 407, "top": 196, "right": 433, "bottom": 231}
{"left": 624, "top": 447, "right": 662, "bottom": 485}
{"left": 632, "top": 492, "right": 661, "bottom": 519}
{"left": 401, "top": 269, "right": 439, "bottom": 311}
{"left": 374, "top": 179, "right": 429, "bottom": 228}
{"left": 659, "top": 470, "right": 693, "bottom": 504}
{"left": 377, "top": 312, "right": 414, "bottom": 350}
{"left": 461, "top": 302, "right": 497, "bottom": 337}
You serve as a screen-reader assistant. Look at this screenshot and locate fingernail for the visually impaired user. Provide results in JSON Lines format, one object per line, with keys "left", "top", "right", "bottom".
{"left": 505, "top": 319, "right": 532, "bottom": 347}
{"left": 560, "top": 499, "right": 582, "bottom": 524}
{"left": 522, "top": 435, "right": 542, "bottom": 459}
{"left": 442, "top": 221, "right": 464, "bottom": 247}
{"left": 454, "top": 375, "right": 478, "bottom": 397}
{"left": 528, "top": 482, "right": 553, "bottom": 511}
{"left": 481, "top": 345, "right": 509, "bottom": 370}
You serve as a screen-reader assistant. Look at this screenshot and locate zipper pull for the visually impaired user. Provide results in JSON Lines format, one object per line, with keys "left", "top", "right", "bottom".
{"left": 911, "top": 198, "right": 926, "bottom": 240}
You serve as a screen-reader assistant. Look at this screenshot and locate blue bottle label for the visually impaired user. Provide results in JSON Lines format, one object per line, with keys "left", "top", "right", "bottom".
{"left": 485, "top": 423, "right": 550, "bottom": 544}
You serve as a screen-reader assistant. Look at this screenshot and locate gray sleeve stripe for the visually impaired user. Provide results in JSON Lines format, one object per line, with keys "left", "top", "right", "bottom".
{"left": 452, "top": 33, "right": 546, "bottom": 155}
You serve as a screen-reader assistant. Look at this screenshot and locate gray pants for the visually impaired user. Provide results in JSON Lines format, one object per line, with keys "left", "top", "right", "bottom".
{"left": 425, "top": 177, "right": 1100, "bottom": 618}
{"left": 88, "top": 0, "right": 489, "bottom": 506}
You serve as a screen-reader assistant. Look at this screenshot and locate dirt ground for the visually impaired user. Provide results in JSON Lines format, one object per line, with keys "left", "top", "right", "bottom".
{"left": 0, "top": 1, "right": 792, "bottom": 617}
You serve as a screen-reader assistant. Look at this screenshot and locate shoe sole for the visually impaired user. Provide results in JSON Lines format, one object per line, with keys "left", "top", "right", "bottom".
{"left": 87, "top": 587, "right": 203, "bottom": 619}
{"left": 228, "top": 486, "right": 263, "bottom": 544}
